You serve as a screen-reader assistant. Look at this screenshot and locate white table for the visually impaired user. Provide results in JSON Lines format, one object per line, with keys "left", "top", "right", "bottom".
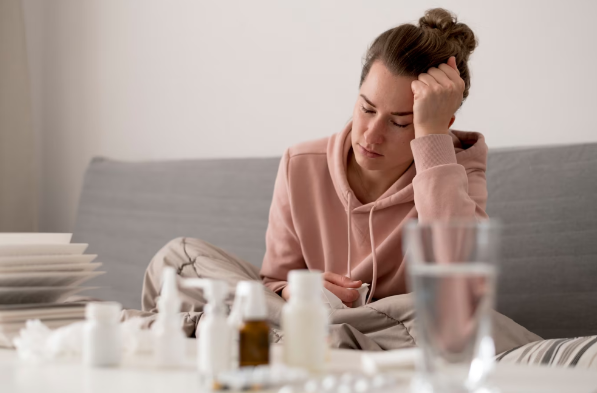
{"left": 1, "top": 342, "right": 596, "bottom": 393}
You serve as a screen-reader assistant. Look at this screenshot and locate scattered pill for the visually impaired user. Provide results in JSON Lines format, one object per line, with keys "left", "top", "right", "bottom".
{"left": 278, "top": 385, "right": 295, "bottom": 393}
{"left": 304, "top": 379, "right": 319, "bottom": 393}
{"left": 322, "top": 375, "right": 339, "bottom": 391}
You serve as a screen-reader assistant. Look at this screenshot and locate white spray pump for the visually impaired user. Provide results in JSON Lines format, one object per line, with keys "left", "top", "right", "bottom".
{"left": 152, "top": 266, "right": 186, "bottom": 367}
{"left": 183, "top": 278, "right": 231, "bottom": 378}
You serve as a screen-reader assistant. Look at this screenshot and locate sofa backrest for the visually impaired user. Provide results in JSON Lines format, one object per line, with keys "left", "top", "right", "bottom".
{"left": 485, "top": 143, "right": 597, "bottom": 339}
{"left": 73, "top": 142, "right": 597, "bottom": 339}
{"left": 73, "top": 157, "right": 278, "bottom": 310}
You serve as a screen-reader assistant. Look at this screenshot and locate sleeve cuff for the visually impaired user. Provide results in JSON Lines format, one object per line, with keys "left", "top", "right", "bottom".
{"left": 262, "top": 279, "right": 288, "bottom": 296}
{"left": 410, "top": 134, "right": 457, "bottom": 172}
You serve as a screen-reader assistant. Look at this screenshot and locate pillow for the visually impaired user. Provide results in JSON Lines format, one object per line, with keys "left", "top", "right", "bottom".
{"left": 496, "top": 336, "right": 597, "bottom": 368}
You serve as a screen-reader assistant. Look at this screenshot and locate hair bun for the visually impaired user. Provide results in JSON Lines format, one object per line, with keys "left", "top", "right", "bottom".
{"left": 418, "top": 8, "right": 477, "bottom": 55}
{"left": 419, "top": 8, "right": 457, "bottom": 34}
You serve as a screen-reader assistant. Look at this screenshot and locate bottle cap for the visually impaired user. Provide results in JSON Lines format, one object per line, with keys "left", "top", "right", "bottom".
{"left": 183, "top": 278, "right": 229, "bottom": 315}
{"left": 85, "top": 301, "right": 122, "bottom": 322}
{"left": 288, "top": 270, "right": 323, "bottom": 299}
{"left": 236, "top": 281, "right": 268, "bottom": 321}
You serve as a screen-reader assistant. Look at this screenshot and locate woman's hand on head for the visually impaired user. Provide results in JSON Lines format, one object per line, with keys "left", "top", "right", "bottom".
{"left": 411, "top": 55, "right": 464, "bottom": 138}
{"left": 322, "top": 272, "right": 362, "bottom": 308}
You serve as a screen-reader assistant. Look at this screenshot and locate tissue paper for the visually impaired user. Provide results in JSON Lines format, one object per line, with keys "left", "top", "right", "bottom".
{"left": 13, "top": 316, "right": 154, "bottom": 363}
{"left": 321, "top": 283, "right": 370, "bottom": 310}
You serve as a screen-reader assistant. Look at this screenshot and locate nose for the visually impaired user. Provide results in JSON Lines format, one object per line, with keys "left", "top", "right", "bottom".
{"left": 363, "top": 117, "right": 385, "bottom": 145}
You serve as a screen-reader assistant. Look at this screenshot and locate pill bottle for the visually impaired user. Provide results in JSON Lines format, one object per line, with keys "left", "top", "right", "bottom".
{"left": 83, "top": 301, "right": 123, "bottom": 367}
{"left": 282, "top": 270, "right": 328, "bottom": 372}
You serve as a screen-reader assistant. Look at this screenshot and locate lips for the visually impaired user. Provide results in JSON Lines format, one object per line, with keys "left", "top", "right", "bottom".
{"left": 358, "top": 144, "right": 383, "bottom": 158}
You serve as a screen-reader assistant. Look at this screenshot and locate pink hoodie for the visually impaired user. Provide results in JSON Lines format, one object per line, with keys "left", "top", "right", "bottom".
{"left": 259, "top": 119, "right": 488, "bottom": 303}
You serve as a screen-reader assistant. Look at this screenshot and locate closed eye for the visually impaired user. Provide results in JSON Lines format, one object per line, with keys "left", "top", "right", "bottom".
{"left": 360, "top": 105, "right": 374, "bottom": 114}
{"left": 360, "top": 105, "right": 409, "bottom": 128}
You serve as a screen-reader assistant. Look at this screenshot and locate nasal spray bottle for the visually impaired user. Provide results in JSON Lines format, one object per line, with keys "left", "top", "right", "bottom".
{"left": 183, "top": 278, "right": 231, "bottom": 388}
{"left": 151, "top": 267, "right": 186, "bottom": 368}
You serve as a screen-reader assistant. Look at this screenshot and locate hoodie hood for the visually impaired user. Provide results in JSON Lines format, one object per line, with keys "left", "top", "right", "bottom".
{"left": 326, "top": 119, "right": 488, "bottom": 213}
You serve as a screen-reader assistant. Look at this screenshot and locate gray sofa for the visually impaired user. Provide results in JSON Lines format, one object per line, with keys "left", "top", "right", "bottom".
{"left": 72, "top": 143, "right": 597, "bottom": 340}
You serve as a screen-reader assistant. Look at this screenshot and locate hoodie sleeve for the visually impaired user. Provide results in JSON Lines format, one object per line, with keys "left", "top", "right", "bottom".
{"left": 410, "top": 133, "right": 488, "bottom": 221}
{"left": 260, "top": 149, "right": 307, "bottom": 294}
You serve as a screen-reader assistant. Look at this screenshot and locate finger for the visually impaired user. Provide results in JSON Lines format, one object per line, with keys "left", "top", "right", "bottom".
{"left": 411, "top": 79, "right": 427, "bottom": 95}
{"left": 426, "top": 67, "right": 453, "bottom": 89}
{"left": 323, "top": 271, "right": 362, "bottom": 288}
{"left": 438, "top": 63, "right": 465, "bottom": 91}
{"left": 447, "top": 56, "right": 459, "bottom": 74}
{"left": 417, "top": 72, "right": 440, "bottom": 89}
{"left": 324, "top": 281, "right": 361, "bottom": 303}
{"left": 438, "top": 62, "right": 462, "bottom": 84}
{"left": 344, "top": 301, "right": 353, "bottom": 308}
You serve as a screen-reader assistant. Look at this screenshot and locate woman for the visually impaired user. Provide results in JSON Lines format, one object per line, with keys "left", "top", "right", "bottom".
{"left": 136, "top": 8, "right": 540, "bottom": 351}
{"left": 260, "top": 8, "right": 486, "bottom": 307}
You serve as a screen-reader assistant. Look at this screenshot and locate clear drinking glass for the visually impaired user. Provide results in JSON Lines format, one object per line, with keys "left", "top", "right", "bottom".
{"left": 403, "top": 219, "right": 501, "bottom": 393}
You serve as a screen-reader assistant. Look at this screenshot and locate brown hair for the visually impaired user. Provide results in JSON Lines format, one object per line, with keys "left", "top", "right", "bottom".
{"left": 359, "top": 8, "right": 478, "bottom": 109}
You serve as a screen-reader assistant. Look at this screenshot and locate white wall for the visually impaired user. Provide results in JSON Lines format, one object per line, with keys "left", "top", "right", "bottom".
{"left": 21, "top": 0, "right": 597, "bottom": 232}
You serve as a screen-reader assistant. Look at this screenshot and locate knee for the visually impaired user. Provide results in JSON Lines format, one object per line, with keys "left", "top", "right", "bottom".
{"left": 165, "top": 237, "right": 186, "bottom": 248}
{"left": 149, "top": 237, "right": 188, "bottom": 269}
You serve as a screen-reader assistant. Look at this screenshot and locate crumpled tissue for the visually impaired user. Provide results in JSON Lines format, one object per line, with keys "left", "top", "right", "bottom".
{"left": 13, "top": 316, "right": 153, "bottom": 363}
{"left": 321, "top": 283, "right": 370, "bottom": 311}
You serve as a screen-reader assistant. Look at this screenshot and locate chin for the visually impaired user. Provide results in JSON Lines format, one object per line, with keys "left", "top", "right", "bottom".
{"left": 354, "top": 153, "right": 387, "bottom": 171}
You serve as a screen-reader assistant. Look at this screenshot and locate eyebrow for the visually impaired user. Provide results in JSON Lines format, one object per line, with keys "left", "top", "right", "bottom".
{"left": 360, "top": 94, "right": 413, "bottom": 116}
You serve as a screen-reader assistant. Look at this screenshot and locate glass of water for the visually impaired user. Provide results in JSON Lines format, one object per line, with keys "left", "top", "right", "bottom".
{"left": 403, "top": 219, "right": 501, "bottom": 393}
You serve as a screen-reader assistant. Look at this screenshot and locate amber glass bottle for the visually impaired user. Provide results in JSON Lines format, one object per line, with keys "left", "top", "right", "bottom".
{"left": 239, "top": 320, "right": 270, "bottom": 366}
{"left": 235, "top": 281, "right": 270, "bottom": 367}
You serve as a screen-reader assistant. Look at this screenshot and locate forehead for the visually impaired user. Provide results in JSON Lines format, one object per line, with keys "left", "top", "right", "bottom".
{"left": 361, "top": 61, "right": 416, "bottom": 110}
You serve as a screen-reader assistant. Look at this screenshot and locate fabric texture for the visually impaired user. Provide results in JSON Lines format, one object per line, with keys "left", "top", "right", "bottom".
{"left": 496, "top": 336, "right": 597, "bottom": 369}
{"left": 260, "top": 120, "right": 488, "bottom": 302}
{"left": 486, "top": 144, "right": 597, "bottom": 339}
{"left": 123, "top": 237, "right": 541, "bottom": 354}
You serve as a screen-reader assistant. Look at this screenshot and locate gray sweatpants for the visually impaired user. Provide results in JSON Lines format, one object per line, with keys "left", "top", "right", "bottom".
{"left": 121, "top": 237, "right": 542, "bottom": 353}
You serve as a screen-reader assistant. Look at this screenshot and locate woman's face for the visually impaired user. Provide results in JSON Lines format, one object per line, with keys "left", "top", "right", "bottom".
{"left": 351, "top": 60, "right": 418, "bottom": 172}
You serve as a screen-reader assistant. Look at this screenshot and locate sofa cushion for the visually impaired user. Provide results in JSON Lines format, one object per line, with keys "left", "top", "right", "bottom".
{"left": 496, "top": 336, "right": 597, "bottom": 368}
{"left": 72, "top": 157, "right": 278, "bottom": 310}
{"left": 486, "top": 143, "right": 597, "bottom": 339}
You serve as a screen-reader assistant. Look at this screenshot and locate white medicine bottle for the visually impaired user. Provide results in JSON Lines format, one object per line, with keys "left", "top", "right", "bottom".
{"left": 282, "top": 270, "right": 329, "bottom": 372}
{"left": 83, "top": 301, "right": 123, "bottom": 367}
{"left": 183, "top": 278, "right": 231, "bottom": 380}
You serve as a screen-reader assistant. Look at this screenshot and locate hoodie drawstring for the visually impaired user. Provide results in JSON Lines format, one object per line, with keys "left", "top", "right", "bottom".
{"left": 346, "top": 191, "right": 378, "bottom": 305}
{"left": 366, "top": 203, "right": 377, "bottom": 305}
{"left": 346, "top": 192, "right": 352, "bottom": 279}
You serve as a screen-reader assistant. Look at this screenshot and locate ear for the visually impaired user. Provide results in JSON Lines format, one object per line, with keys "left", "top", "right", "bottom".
{"left": 448, "top": 116, "right": 456, "bottom": 129}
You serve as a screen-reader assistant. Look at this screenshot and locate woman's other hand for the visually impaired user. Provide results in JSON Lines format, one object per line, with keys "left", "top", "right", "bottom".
{"left": 280, "top": 272, "right": 362, "bottom": 307}
{"left": 323, "top": 272, "right": 362, "bottom": 307}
